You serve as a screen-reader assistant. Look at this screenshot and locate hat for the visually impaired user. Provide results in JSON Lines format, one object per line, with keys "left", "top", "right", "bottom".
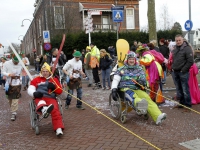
{"left": 1, "top": 57, "right": 7, "bottom": 60}
{"left": 73, "top": 51, "right": 82, "bottom": 57}
{"left": 12, "top": 55, "right": 21, "bottom": 63}
{"left": 20, "top": 51, "right": 25, "bottom": 55}
{"left": 127, "top": 51, "right": 137, "bottom": 59}
{"left": 41, "top": 62, "right": 51, "bottom": 72}
{"left": 136, "top": 45, "right": 148, "bottom": 54}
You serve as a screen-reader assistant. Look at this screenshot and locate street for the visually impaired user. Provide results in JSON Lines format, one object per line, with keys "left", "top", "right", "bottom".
{"left": 0, "top": 69, "right": 200, "bottom": 150}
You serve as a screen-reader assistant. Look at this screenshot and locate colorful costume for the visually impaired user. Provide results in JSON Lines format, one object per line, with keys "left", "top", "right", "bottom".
{"left": 111, "top": 52, "right": 166, "bottom": 125}
{"left": 139, "top": 50, "right": 164, "bottom": 103}
{"left": 28, "top": 63, "right": 64, "bottom": 136}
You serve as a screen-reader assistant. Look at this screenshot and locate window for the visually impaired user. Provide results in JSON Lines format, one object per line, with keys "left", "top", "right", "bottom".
{"left": 196, "top": 31, "right": 198, "bottom": 37}
{"left": 54, "top": 6, "right": 65, "bottom": 29}
{"left": 126, "top": 8, "right": 135, "bottom": 29}
{"left": 38, "top": 18, "right": 42, "bottom": 37}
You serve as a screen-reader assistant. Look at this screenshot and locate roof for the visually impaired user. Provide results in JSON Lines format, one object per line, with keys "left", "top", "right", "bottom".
{"left": 79, "top": 3, "right": 113, "bottom": 12}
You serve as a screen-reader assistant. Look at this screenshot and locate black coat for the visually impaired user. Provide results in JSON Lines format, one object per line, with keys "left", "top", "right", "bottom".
{"left": 159, "top": 45, "right": 169, "bottom": 59}
{"left": 172, "top": 41, "right": 194, "bottom": 73}
{"left": 99, "top": 55, "right": 112, "bottom": 70}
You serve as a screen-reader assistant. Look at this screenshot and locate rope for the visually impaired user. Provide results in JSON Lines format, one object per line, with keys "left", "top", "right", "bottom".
{"left": 50, "top": 76, "right": 161, "bottom": 150}
{"left": 131, "top": 79, "right": 200, "bottom": 115}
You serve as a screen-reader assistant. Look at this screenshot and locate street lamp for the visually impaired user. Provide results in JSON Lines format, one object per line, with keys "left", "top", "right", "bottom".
{"left": 18, "top": 35, "right": 24, "bottom": 40}
{"left": 21, "top": 19, "right": 31, "bottom": 27}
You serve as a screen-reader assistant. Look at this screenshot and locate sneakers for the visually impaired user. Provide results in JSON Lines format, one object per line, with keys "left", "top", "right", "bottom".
{"left": 42, "top": 104, "right": 54, "bottom": 118}
{"left": 11, "top": 113, "right": 16, "bottom": 121}
{"left": 56, "top": 128, "right": 63, "bottom": 136}
{"left": 76, "top": 105, "right": 85, "bottom": 110}
{"left": 156, "top": 113, "right": 167, "bottom": 125}
{"left": 135, "top": 99, "right": 148, "bottom": 115}
{"left": 102, "top": 87, "right": 106, "bottom": 90}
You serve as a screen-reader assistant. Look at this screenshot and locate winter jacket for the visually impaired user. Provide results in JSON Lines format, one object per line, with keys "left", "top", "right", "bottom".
{"left": 99, "top": 55, "right": 112, "bottom": 70}
{"left": 159, "top": 45, "right": 169, "bottom": 59}
{"left": 172, "top": 41, "right": 194, "bottom": 73}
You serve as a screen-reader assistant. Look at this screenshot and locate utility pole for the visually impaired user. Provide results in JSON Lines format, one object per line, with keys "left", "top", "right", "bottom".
{"left": 188, "top": 0, "right": 191, "bottom": 44}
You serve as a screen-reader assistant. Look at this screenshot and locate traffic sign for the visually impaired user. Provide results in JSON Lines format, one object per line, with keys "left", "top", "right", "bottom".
{"left": 43, "top": 31, "right": 50, "bottom": 39}
{"left": 43, "top": 43, "right": 52, "bottom": 51}
{"left": 184, "top": 20, "right": 193, "bottom": 31}
{"left": 112, "top": 10, "right": 123, "bottom": 22}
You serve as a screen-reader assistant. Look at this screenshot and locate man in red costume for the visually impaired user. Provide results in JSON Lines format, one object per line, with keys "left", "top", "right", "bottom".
{"left": 27, "top": 62, "right": 64, "bottom": 136}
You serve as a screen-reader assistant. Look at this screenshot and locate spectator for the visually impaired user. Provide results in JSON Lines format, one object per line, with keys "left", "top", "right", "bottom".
{"left": 90, "top": 43, "right": 101, "bottom": 88}
{"left": 84, "top": 46, "right": 94, "bottom": 87}
{"left": 27, "top": 62, "right": 64, "bottom": 136}
{"left": 0, "top": 57, "right": 7, "bottom": 89}
{"left": 150, "top": 40, "right": 160, "bottom": 52}
{"left": 130, "top": 40, "right": 138, "bottom": 52}
{"left": 35, "top": 56, "right": 40, "bottom": 73}
{"left": 99, "top": 49, "right": 113, "bottom": 90}
{"left": 21, "top": 52, "right": 30, "bottom": 91}
{"left": 60, "top": 51, "right": 67, "bottom": 64}
{"left": 40, "top": 54, "right": 48, "bottom": 67}
{"left": 107, "top": 46, "right": 116, "bottom": 59}
{"left": 159, "top": 38, "right": 170, "bottom": 85}
{"left": 172, "top": 34, "right": 193, "bottom": 111}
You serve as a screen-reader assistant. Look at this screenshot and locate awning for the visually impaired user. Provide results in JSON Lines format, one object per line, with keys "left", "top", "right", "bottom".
{"left": 79, "top": 3, "right": 113, "bottom": 12}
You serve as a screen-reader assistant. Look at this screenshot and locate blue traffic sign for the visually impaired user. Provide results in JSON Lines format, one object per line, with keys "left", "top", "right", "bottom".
{"left": 112, "top": 10, "right": 123, "bottom": 22}
{"left": 184, "top": 20, "right": 193, "bottom": 31}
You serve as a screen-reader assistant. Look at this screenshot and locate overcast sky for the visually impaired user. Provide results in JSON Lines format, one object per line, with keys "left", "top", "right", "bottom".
{"left": 0, "top": 0, "right": 199, "bottom": 49}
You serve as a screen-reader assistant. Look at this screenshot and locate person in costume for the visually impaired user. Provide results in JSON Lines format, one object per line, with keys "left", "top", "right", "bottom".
{"left": 2, "top": 54, "right": 23, "bottom": 121}
{"left": 63, "top": 51, "right": 86, "bottom": 110}
{"left": 111, "top": 52, "right": 166, "bottom": 125}
{"left": 136, "top": 45, "right": 164, "bottom": 103}
{"left": 21, "top": 52, "right": 30, "bottom": 91}
{"left": 27, "top": 62, "right": 64, "bottom": 136}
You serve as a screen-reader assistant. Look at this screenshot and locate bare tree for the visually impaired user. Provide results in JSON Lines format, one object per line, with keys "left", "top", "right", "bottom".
{"left": 147, "top": 0, "right": 157, "bottom": 43}
{"left": 157, "top": 4, "right": 174, "bottom": 30}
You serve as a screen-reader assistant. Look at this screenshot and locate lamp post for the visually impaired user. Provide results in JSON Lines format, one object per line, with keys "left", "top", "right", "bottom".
{"left": 18, "top": 35, "right": 24, "bottom": 41}
{"left": 21, "top": 19, "right": 31, "bottom": 27}
{"left": 188, "top": 0, "right": 191, "bottom": 44}
{"left": 21, "top": 19, "right": 34, "bottom": 55}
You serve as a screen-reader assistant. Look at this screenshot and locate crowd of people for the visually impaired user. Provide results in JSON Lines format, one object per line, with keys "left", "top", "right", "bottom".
{"left": 1, "top": 34, "right": 200, "bottom": 137}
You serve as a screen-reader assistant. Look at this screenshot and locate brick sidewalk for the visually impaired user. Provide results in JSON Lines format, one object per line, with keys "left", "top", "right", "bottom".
{"left": 0, "top": 69, "right": 200, "bottom": 150}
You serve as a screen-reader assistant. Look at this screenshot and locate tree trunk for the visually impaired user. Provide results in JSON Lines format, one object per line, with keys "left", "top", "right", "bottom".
{"left": 147, "top": 0, "right": 157, "bottom": 44}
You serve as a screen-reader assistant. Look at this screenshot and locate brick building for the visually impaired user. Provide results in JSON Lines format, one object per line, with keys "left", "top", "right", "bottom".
{"left": 22, "top": 0, "right": 140, "bottom": 64}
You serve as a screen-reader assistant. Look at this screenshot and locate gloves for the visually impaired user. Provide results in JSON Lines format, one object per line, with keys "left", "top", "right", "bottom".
{"left": 111, "top": 88, "right": 118, "bottom": 101}
{"left": 33, "top": 91, "right": 43, "bottom": 98}
{"left": 47, "top": 82, "right": 56, "bottom": 90}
